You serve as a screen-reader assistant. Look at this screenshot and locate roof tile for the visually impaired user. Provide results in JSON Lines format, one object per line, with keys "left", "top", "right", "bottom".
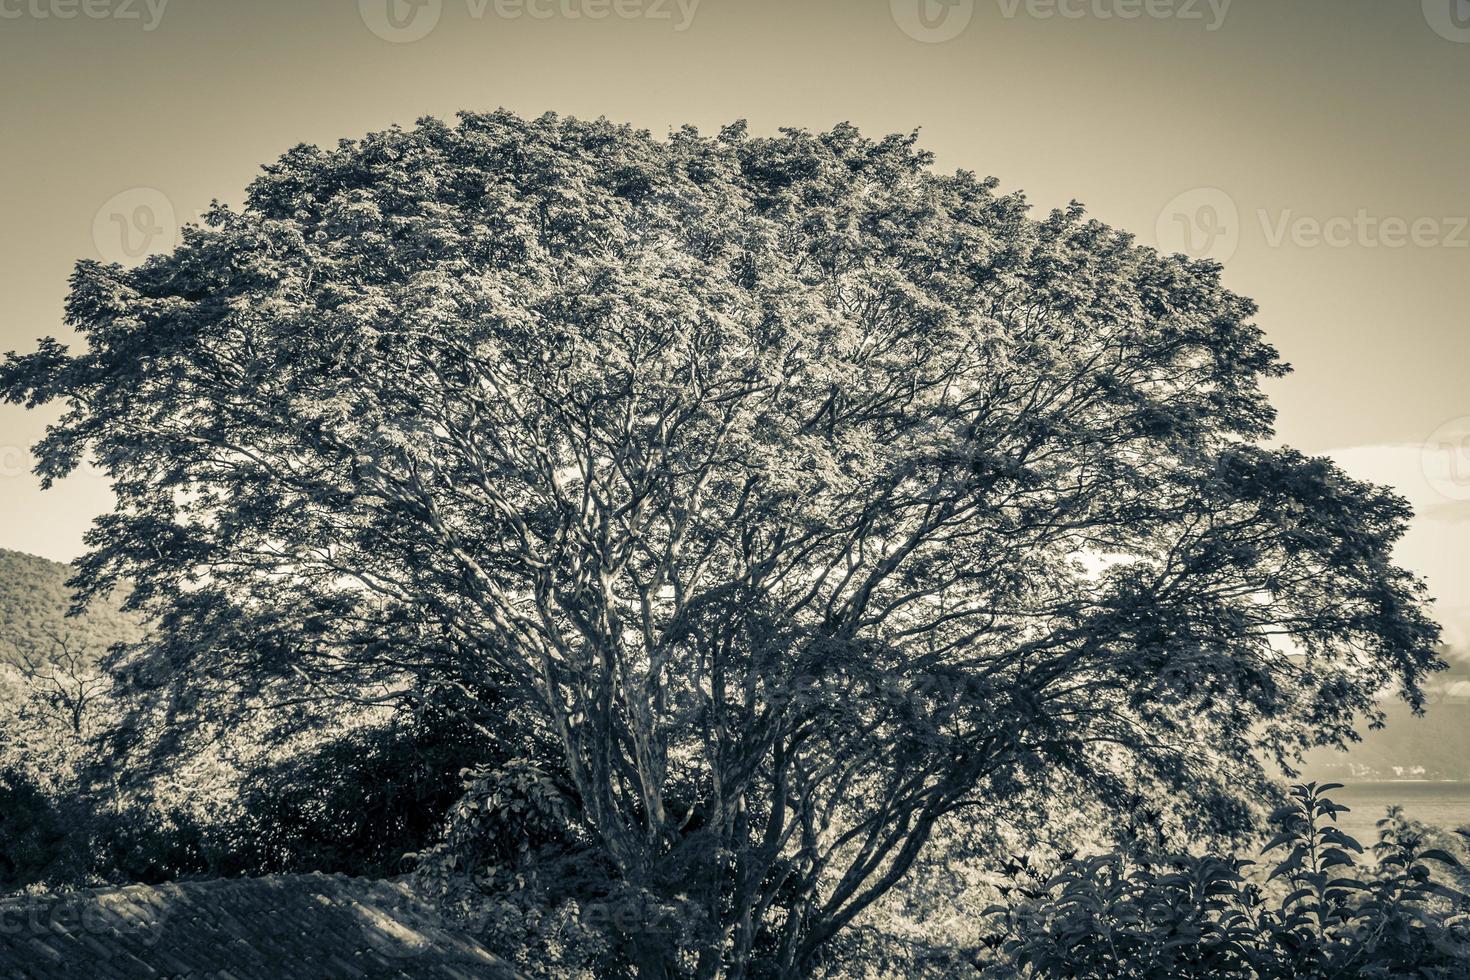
{"left": 0, "top": 874, "right": 520, "bottom": 979}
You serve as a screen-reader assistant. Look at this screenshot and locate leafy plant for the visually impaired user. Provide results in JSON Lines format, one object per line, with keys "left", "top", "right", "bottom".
{"left": 983, "top": 784, "right": 1470, "bottom": 979}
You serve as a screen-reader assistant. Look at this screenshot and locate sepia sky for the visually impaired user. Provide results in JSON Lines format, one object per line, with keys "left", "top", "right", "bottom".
{"left": 1, "top": 0, "right": 1467, "bottom": 639}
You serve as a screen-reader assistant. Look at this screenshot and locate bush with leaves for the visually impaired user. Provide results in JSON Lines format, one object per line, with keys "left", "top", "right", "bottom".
{"left": 412, "top": 760, "right": 629, "bottom": 979}
{"left": 983, "top": 783, "right": 1470, "bottom": 979}
{"left": 0, "top": 659, "right": 115, "bottom": 893}
{"left": 0, "top": 768, "right": 83, "bottom": 893}
{"left": 1, "top": 689, "right": 509, "bottom": 894}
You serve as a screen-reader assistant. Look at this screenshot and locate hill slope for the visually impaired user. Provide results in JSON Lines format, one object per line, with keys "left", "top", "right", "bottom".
{"left": 0, "top": 548, "right": 143, "bottom": 667}
{"left": 1302, "top": 676, "right": 1470, "bottom": 781}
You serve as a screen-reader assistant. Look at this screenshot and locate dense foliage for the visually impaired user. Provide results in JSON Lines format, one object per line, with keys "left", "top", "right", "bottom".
{"left": 0, "top": 548, "right": 141, "bottom": 667}
{"left": 982, "top": 784, "right": 1470, "bottom": 979}
{"left": 2, "top": 628, "right": 497, "bottom": 892}
{"left": 0, "top": 111, "right": 1444, "bottom": 975}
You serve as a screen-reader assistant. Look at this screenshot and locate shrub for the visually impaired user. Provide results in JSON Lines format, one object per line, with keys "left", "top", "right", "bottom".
{"left": 982, "top": 783, "right": 1470, "bottom": 978}
{"left": 0, "top": 767, "right": 81, "bottom": 892}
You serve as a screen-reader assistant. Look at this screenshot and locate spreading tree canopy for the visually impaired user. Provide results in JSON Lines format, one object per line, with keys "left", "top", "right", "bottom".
{"left": 0, "top": 111, "right": 1441, "bottom": 977}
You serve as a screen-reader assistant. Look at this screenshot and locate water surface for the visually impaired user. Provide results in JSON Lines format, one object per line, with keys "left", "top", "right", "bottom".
{"left": 1318, "top": 781, "right": 1470, "bottom": 848}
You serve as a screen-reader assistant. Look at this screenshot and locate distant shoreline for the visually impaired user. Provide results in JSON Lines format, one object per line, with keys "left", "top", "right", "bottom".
{"left": 1311, "top": 778, "right": 1469, "bottom": 784}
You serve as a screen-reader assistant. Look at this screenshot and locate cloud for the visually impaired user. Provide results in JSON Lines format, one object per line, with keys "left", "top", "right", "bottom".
{"left": 1421, "top": 499, "right": 1470, "bottom": 524}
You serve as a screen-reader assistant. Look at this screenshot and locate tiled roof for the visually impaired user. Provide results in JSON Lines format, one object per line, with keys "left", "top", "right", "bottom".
{"left": 0, "top": 873, "right": 520, "bottom": 979}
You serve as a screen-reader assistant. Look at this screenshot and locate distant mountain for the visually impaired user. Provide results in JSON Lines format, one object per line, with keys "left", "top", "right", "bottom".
{"left": 1303, "top": 657, "right": 1470, "bottom": 781}
{"left": 0, "top": 548, "right": 143, "bottom": 668}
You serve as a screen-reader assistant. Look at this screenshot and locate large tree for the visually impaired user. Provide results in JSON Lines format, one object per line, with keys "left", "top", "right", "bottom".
{"left": 1, "top": 111, "right": 1440, "bottom": 977}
